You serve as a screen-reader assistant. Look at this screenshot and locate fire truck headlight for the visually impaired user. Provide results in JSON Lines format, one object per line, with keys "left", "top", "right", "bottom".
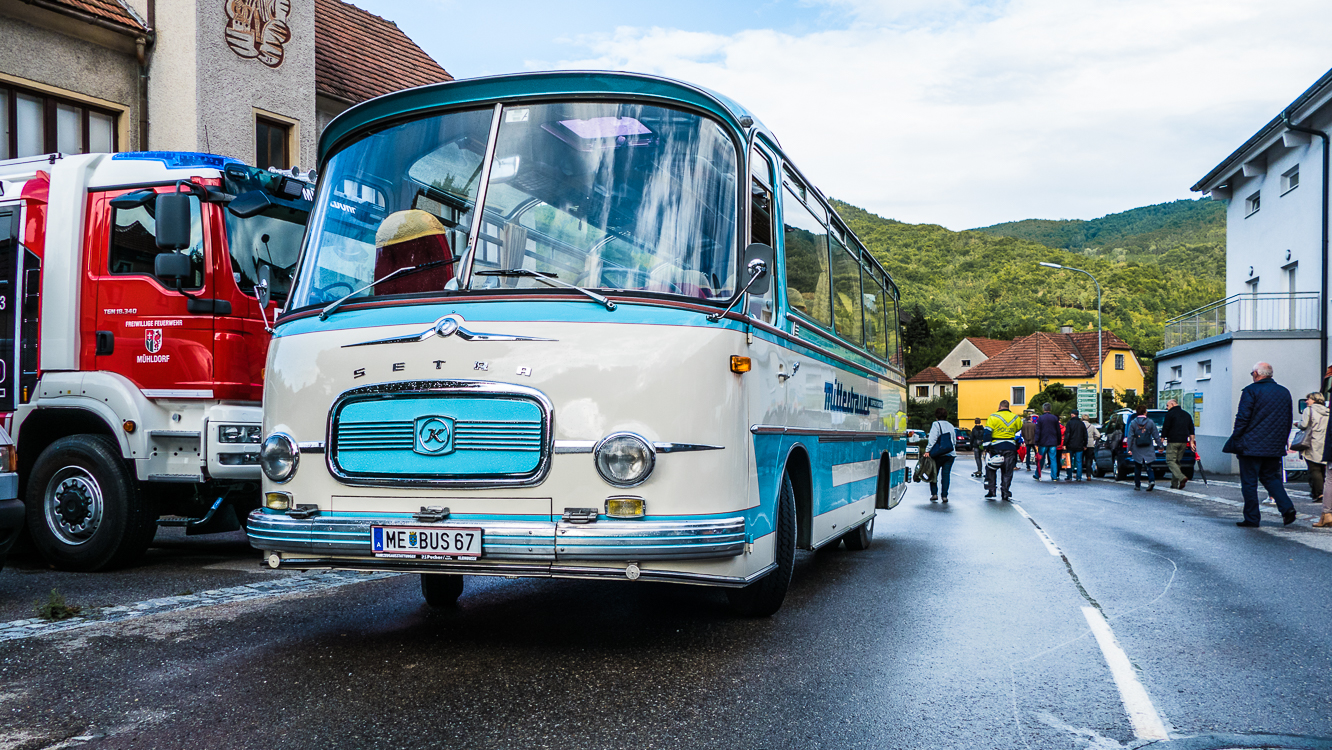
{"left": 594, "top": 433, "right": 655, "bottom": 487}
{"left": 259, "top": 433, "right": 299, "bottom": 483}
{"left": 218, "top": 424, "right": 262, "bottom": 443}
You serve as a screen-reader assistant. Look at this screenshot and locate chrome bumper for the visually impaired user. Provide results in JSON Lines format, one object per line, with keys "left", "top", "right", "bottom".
{"left": 246, "top": 510, "right": 747, "bottom": 563}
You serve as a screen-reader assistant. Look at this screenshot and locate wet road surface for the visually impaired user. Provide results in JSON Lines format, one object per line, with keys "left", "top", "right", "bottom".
{"left": 1, "top": 464, "right": 1330, "bottom": 749}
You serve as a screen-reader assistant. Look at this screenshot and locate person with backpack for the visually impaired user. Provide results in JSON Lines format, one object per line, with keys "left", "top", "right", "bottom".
{"left": 924, "top": 407, "right": 957, "bottom": 503}
{"left": 1128, "top": 404, "right": 1163, "bottom": 491}
{"left": 1021, "top": 413, "right": 1038, "bottom": 472}
{"left": 1062, "top": 409, "right": 1089, "bottom": 481}
{"left": 970, "top": 417, "right": 990, "bottom": 478}
{"left": 1034, "top": 403, "right": 1062, "bottom": 481}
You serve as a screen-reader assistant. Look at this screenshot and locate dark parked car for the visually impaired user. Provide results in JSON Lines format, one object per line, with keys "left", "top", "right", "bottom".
{"left": 0, "top": 427, "right": 20, "bottom": 570}
{"left": 1093, "top": 409, "right": 1196, "bottom": 480}
{"left": 955, "top": 427, "right": 972, "bottom": 452}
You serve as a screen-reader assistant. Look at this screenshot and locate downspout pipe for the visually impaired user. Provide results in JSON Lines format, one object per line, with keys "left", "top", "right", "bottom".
{"left": 1283, "top": 109, "right": 1330, "bottom": 393}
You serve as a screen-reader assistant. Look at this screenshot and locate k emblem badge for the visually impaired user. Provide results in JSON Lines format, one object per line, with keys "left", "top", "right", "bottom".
{"left": 413, "top": 416, "right": 455, "bottom": 456}
{"left": 145, "top": 329, "right": 163, "bottom": 353}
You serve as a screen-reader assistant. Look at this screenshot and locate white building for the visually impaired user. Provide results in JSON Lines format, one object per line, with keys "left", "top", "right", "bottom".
{"left": 905, "top": 336, "right": 1010, "bottom": 401}
{"left": 1156, "top": 67, "right": 1331, "bottom": 472}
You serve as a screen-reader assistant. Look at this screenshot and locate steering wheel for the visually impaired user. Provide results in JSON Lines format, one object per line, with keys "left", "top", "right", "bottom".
{"left": 314, "top": 281, "right": 354, "bottom": 301}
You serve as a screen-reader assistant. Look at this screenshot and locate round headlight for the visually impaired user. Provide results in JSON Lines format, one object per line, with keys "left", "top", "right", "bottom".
{"left": 259, "top": 433, "right": 299, "bottom": 483}
{"left": 594, "top": 433, "right": 655, "bottom": 487}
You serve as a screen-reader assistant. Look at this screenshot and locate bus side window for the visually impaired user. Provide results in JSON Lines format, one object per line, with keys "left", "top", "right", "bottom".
{"left": 863, "top": 259, "right": 887, "bottom": 360}
{"left": 748, "top": 148, "right": 775, "bottom": 323}
{"left": 781, "top": 181, "right": 831, "bottom": 329}
{"left": 830, "top": 232, "right": 863, "bottom": 346}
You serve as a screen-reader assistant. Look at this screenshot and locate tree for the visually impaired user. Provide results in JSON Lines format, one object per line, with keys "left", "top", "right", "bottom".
{"left": 1030, "top": 382, "right": 1076, "bottom": 418}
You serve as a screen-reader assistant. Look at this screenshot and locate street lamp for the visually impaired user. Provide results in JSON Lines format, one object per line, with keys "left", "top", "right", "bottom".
{"left": 1040, "top": 262, "right": 1103, "bottom": 422}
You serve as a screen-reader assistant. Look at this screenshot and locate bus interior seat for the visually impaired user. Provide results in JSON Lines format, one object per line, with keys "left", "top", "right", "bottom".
{"left": 373, "top": 209, "right": 455, "bottom": 295}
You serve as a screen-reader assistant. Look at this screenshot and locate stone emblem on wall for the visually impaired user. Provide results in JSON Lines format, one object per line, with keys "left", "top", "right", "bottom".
{"left": 224, "top": 0, "right": 292, "bottom": 68}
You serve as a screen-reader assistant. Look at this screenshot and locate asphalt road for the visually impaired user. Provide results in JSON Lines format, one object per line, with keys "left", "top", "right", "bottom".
{"left": 1, "top": 464, "right": 1330, "bottom": 750}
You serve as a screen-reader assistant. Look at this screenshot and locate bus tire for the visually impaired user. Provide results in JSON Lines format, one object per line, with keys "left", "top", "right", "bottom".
{"left": 727, "top": 472, "right": 796, "bottom": 617}
{"left": 25, "top": 435, "right": 156, "bottom": 571}
{"left": 421, "top": 573, "right": 465, "bottom": 607}
{"left": 842, "top": 516, "right": 873, "bottom": 551}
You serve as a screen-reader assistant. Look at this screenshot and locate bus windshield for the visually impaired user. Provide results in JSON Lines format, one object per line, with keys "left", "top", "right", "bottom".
{"left": 288, "top": 100, "right": 739, "bottom": 311}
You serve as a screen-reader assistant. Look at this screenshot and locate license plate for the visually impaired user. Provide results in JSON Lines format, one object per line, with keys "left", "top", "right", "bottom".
{"left": 371, "top": 526, "right": 482, "bottom": 559}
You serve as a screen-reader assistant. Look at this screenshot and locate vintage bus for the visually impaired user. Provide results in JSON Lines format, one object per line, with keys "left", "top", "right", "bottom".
{"left": 248, "top": 72, "right": 908, "bottom": 616}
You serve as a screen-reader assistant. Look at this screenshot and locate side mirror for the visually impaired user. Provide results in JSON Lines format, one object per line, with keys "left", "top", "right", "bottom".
{"left": 228, "top": 190, "right": 272, "bottom": 218}
{"left": 110, "top": 190, "right": 155, "bottom": 210}
{"left": 256, "top": 264, "right": 272, "bottom": 307}
{"left": 154, "top": 252, "right": 192, "bottom": 284}
{"left": 743, "top": 242, "right": 774, "bottom": 296}
{"left": 154, "top": 193, "right": 192, "bottom": 250}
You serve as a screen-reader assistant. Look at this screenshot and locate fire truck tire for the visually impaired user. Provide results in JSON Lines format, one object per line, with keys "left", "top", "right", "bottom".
{"left": 727, "top": 471, "right": 795, "bottom": 617}
{"left": 25, "top": 435, "right": 157, "bottom": 571}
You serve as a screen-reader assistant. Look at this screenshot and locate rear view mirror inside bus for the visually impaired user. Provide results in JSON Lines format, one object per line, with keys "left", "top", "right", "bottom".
{"left": 743, "top": 242, "right": 774, "bottom": 296}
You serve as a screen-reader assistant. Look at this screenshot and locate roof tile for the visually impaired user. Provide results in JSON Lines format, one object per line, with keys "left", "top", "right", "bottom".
{"left": 40, "top": 0, "right": 145, "bottom": 31}
{"left": 907, "top": 366, "right": 954, "bottom": 385}
{"left": 314, "top": 0, "right": 453, "bottom": 105}
{"left": 957, "top": 330, "right": 1132, "bottom": 380}
{"left": 965, "top": 337, "right": 1012, "bottom": 358}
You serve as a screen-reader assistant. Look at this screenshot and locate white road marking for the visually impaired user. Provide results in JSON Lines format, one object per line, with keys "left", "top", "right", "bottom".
{"left": 831, "top": 459, "right": 879, "bottom": 487}
{"left": 1081, "top": 606, "right": 1170, "bottom": 741}
{"left": 1011, "top": 504, "right": 1062, "bottom": 556}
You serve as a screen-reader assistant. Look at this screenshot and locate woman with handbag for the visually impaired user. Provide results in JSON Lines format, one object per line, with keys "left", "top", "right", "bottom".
{"left": 924, "top": 407, "right": 957, "bottom": 503}
{"left": 1128, "top": 404, "right": 1162, "bottom": 491}
{"left": 1295, "top": 392, "right": 1328, "bottom": 505}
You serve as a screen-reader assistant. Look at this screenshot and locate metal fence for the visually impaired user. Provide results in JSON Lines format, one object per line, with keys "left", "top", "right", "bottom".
{"left": 1163, "top": 292, "right": 1320, "bottom": 349}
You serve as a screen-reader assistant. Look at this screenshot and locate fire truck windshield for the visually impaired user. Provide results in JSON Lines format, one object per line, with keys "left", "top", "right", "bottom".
{"left": 223, "top": 172, "right": 312, "bottom": 305}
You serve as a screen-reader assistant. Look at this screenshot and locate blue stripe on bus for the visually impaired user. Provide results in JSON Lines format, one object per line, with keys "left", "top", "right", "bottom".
{"left": 751, "top": 433, "right": 906, "bottom": 526}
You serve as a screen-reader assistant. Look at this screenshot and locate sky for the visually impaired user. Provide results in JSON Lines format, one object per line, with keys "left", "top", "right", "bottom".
{"left": 350, "top": 0, "right": 1332, "bottom": 230}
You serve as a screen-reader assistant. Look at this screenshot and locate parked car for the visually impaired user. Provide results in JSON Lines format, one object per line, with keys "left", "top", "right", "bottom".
{"left": 1092, "top": 409, "right": 1196, "bottom": 480}
{"left": 0, "top": 426, "right": 21, "bottom": 570}
{"left": 905, "top": 429, "right": 927, "bottom": 457}
{"left": 955, "top": 427, "right": 972, "bottom": 452}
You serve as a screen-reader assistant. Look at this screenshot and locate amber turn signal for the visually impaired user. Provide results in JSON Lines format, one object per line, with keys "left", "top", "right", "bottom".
{"left": 122, "top": 420, "right": 136, "bottom": 433}
{"left": 730, "top": 356, "right": 751, "bottom": 373}
{"left": 264, "top": 492, "right": 292, "bottom": 511}
{"left": 605, "top": 496, "right": 645, "bottom": 519}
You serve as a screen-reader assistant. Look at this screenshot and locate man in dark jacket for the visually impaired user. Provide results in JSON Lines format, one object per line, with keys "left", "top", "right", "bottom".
{"left": 1035, "top": 403, "right": 1062, "bottom": 481}
{"left": 970, "top": 418, "right": 991, "bottom": 478}
{"left": 1224, "top": 361, "right": 1297, "bottom": 527}
{"left": 1021, "top": 414, "right": 1038, "bottom": 472}
{"left": 1162, "top": 398, "right": 1195, "bottom": 490}
{"left": 1062, "top": 410, "right": 1088, "bottom": 481}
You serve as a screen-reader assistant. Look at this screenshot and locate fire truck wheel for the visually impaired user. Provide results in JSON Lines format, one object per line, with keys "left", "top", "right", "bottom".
{"left": 420, "top": 574, "right": 465, "bottom": 607}
{"left": 25, "top": 435, "right": 157, "bottom": 571}
{"left": 727, "top": 471, "right": 796, "bottom": 617}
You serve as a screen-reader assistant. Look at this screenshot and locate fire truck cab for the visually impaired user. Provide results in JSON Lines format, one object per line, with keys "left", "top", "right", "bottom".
{"left": 0, "top": 151, "right": 312, "bottom": 570}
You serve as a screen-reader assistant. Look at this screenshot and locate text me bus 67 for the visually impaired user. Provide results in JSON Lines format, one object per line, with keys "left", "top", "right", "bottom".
{"left": 248, "top": 71, "right": 908, "bottom": 616}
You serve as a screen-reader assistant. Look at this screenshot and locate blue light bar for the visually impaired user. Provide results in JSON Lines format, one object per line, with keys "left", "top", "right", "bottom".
{"left": 112, "top": 151, "right": 244, "bottom": 170}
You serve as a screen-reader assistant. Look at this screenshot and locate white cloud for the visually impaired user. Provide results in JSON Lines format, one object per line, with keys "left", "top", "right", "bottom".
{"left": 544, "top": 0, "right": 1332, "bottom": 229}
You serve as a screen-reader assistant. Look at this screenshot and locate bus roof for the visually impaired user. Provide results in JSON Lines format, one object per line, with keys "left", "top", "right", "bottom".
{"left": 318, "top": 70, "right": 764, "bottom": 165}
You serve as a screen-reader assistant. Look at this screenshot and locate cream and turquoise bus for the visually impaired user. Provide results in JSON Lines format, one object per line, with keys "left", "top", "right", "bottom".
{"left": 248, "top": 72, "right": 908, "bottom": 616}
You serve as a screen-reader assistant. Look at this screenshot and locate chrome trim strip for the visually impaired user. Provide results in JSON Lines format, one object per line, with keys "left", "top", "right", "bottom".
{"left": 344, "top": 313, "right": 556, "bottom": 348}
{"left": 750, "top": 424, "right": 892, "bottom": 440}
{"left": 554, "top": 440, "right": 724, "bottom": 454}
{"left": 298, "top": 442, "right": 326, "bottom": 454}
{"left": 553, "top": 440, "right": 595, "bottom": 454}
{"left": 325, "top": 379, "right": 554, "bottom": 488}
{"left": 548, "top": 563, "right": 777, "bottom": 589}
{"left": 148, "top": 430, "right": 201, "bottom": 439}
{"left": 264, "top": 558, "right": 775, "bottom": 588}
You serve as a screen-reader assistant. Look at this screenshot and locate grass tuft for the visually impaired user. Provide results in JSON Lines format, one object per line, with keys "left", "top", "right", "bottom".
{"left": 34, "top": 589, "right": 83, "bottom": 621}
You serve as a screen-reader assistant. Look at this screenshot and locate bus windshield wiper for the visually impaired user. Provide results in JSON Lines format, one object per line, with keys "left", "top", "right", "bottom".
{"left": 319, "top": 260, "right": 450, "bottom": 320}
{"left": 475, "top": 269, "right": 616, "bottom": 311}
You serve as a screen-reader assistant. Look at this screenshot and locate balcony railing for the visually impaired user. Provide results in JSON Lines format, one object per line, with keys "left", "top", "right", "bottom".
{"left": 1163, "top": 292, "right": 1320, "bottom": 350}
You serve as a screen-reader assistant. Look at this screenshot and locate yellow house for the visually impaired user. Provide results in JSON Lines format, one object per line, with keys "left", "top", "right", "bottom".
{"left": 956, "top": 329, "right": 1145, "bottom": 424}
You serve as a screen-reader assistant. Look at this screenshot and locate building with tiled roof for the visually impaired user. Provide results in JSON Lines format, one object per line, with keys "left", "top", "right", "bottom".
{"left": 955, "top": 326, "right": 1143, "bottom": 423}
{"left": 906, "top": 366, "right": 955, "bottom": 401}
{"left": 1, "top": 0, "right": 448, "bottom": 168}
{"left": 931, "top": 336, "right": 1014, "bottom": 382}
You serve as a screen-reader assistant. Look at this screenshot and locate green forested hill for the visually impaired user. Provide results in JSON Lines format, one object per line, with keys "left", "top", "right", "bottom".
{"left": 829, "top": 199, "right": 1225, "bottom": 376}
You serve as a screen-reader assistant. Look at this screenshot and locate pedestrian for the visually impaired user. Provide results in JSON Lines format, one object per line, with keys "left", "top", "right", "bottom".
{"left": 924, "top": 407, "right": 956, "bottom": 503}
{"left": 1162, "top": 397, "right": 1195, "bottom": 490}
{"left": 971, "top": 417, "right": 991, "bottom": 478}
{"left": 984, "top": 400, "right": 1022, "bottom": 501}
{"left": 1035, "top": 403, "right": 1062, "bottom": 481}
{"left": 1063, "top": 409, "right": 1088, "bottom": 481}
{"left": 1021, "top": 413, "right": 1038, "bottom": 472}
{"left": 1127, "top": 404, "right": 1162, "bottom": 491}
{"left": 1083, "top": 415, "right": 1100, "bottom": 480}
{"left": 1316, "top": 418, "right": 1332, "bottom": 528}
{"left": 1105, "top": 414, "right": 1125, "bottom": 481}
{"left": 1223, "top": 361, "right": 1298, "bottom": 527}
{"left": 1297, "top": 392, "right": 1328, "bottom": 506}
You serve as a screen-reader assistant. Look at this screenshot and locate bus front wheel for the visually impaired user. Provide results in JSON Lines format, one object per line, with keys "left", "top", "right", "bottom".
{"left": 727, "top": 472, "right": 796, "bottom": 617}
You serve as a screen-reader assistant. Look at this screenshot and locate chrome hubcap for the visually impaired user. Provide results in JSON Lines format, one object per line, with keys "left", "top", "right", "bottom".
{"left": 44, "top": 467, "right": 104, "bottom": 546}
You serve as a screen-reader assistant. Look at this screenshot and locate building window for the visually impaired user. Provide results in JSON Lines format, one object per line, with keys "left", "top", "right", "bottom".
{"left": 915, "top": 386, "right": 929, "bottom": 398}
{"left": 1282, "top": 165, "right": 1299, "bottom": 194}
{"left": 961, "top": 359, "right": 971, "bottom": 367}
{"left": 256, "top": 117, "right": 290, "bottom": 170}
{"left": 0, "top": 84, "right": 118, "bottom": 159}
{"left": 1170, "top": 365, "right": 1182, "bottom": 382}
{"left": 1198, "top": 360, "right": 1211, "bottom": 379}
{"left": 1012, "top": 386, "right": 1026, "bottom": 405}
{"left": 1245, "top": 191, "right": 1260, "bottom": 217}
{"left": 1115, "top": 353, "right": 1125, "bottom": 370}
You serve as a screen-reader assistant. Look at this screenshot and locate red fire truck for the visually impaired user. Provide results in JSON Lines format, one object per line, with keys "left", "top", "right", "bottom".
{"left": 0, "top": 151, "right": 312, "bottom": 570}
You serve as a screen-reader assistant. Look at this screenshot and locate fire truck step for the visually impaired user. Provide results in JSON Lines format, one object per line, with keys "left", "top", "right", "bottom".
{"left": 148, "top": 474, "right": 202, "bottom": 483}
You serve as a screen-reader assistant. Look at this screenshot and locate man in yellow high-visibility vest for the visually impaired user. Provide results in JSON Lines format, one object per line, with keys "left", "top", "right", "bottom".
{"left": 984, "top": 400, "right": 1022, "bottom": 502}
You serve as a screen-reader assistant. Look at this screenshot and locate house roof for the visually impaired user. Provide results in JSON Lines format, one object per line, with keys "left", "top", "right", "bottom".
{"left": 314, "top": 0, "right": 453, "bottom": 105}
{"left": 965, "top": 337, "right": 1012, "bottom": 358}
{"left": 907, "top": 366, "right": 954, "bottom": 385}
{"left": 36, "top": 0, "right": 146, "bottom": 32}
{"left": 957, "top": 330, "right": 1132, "bottom": 380}
{"left": 1191, "top": 65, "right": 1332, "bottom": 193}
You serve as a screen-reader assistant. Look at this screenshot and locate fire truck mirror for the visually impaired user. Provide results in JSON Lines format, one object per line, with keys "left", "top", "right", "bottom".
{"left": 154, "top": 252, "right": 192, "bottom": 285}
{"left": 155, "top": 192, "right": 193, "bottom": 250}
{"left": 256, "top": 264, "right": 272, "bottom": 307}
{"left": 227, "top": 190, "right": 273, "bottom": 219}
